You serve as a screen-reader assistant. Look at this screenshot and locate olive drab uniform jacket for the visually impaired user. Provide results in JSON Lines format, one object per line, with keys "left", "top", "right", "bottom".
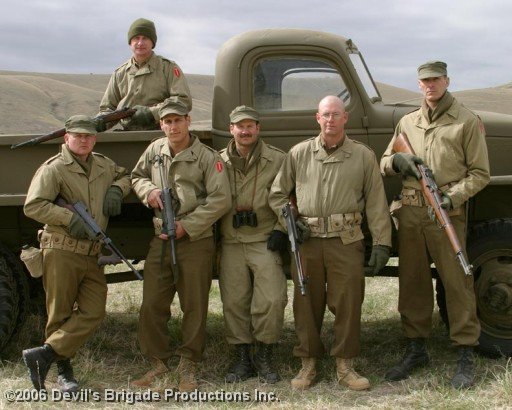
{"left": 270, "top": 134, "right": 391, "bottom": 247}
{"left": 380, "top": 92, "right": 490, "bottom": 208}
{"left": 99, "top": 53, "right": 192, "bottom": 123}
{"left": 24, "top": 144, "right": 131, "bottom": 234}
{"left": 131, "top": 135, "right": 232, "bottom": 241}
{"left": 219, "top": 139, "right": 285, "bottom": 243}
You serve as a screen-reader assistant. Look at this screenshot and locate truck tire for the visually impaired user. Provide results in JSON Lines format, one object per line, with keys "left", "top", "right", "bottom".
{"left": 0, "top": 246, "right": 21, "bottom": 352}
{"left": 467, "top": 218, "right": 512, "bottom": 357}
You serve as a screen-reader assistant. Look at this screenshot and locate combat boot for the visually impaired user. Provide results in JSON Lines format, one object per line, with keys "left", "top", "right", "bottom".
{"left": 451, "top": 346, "right": 475, "bottom": 389}
{"left": 385, "top": 338, "right": 429, "bottom": 381}
{"left": 132, "top": 357, "right": 169, "bottom": 387}
{"left": 291, "top": 357, "right": 317, "bottom": 390}
{"left": 177, "top": 357, "right": 198, "bottom": 392}
{"left": 253, "top": 342, "right": 280, "bottom": 384}
{"left": 225, "top": 344, "right": 255, "bottom": 383}
{"left": 336, "top": 358, "right": 370, "bottom": 391}
{"left": 22, "top": 343, "right": 56, "bottom": 390}
{"left": 57, "top": 359, "right": 79, "bottom": 393}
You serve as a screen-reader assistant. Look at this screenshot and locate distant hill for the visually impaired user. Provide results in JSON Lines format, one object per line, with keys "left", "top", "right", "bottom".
{"left": 0, "top": 70, "right": 510, "bottom": 134}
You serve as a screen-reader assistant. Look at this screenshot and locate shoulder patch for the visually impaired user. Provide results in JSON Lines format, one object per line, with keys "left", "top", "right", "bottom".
{"left": 215, "top": 160, "right": 224, "bottom": 173}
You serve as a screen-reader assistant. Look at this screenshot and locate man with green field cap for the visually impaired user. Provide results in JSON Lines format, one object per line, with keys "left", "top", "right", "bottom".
{"left": 380, "top": 60, "right": 490, "bottom": 389}
{"left": 22, "top": 114, "right": 130, "bottom": 392}
{"left": 219, "top": 105, "right": 288, "bottom": 384}
{"left": 131, "top": 99, "right": 231, "bottom": 391}
{"left": 99, "top": 18, "right": 192, "bottom": 131}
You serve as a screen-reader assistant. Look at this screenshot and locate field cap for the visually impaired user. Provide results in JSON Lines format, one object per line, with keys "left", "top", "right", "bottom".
{"left": 128, "top": 18, "right": 157, "bottom": 48}
{"left": 417, "top": 61, "right": 448, "bottom": 79}
{"left": 159, "top": 98, "right": 189, "bottom": 118}
{"left": 65, "top": 115, "right": 97, "bottom": 135}
{"left": 230, "top": 105, "right": 259, "bottom": 123}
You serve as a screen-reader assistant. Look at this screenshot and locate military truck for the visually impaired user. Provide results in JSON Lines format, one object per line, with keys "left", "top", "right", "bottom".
{"left": 1, "top": 29, "right": 511, "bottom": 357}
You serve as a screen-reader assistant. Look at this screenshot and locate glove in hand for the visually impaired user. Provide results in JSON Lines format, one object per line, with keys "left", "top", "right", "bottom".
{"left": 364, "top": 245, "right": 390, "bottom": 277}
{"left": 393, "top": 153, "right": 423, "bottom": 179}
{"left": 68, "top": 214, "right": 96, "bottom": 240}
{"left": 440, "top": 193, "right": 452, "bottom": 210}
{"left": 103, "top": 186, "right": 123, "bottom": 217}
{"left": 94, "top": 117, "right": 107, "bottom": 133}
{"left": 267, "top": 230, "right": 289, "bottom": 252}
{"left": 123, "top": 105, "right": 155, "bottom": 128}
{"left": 296, "top": 219, "right": 311, "bottom": 243}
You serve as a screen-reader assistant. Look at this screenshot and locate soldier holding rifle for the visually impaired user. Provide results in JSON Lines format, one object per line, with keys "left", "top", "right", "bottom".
{"left": 131, "top": 99, "right": 231, "bottom": 391}
{"left": 22, "top": 115, "right": 131, "bottom": 392}
{"left": 380, "top": 61, "right": 490, "bottom": 388}
{"left": 270, "top": 95, "right": 392, "bottom": 391}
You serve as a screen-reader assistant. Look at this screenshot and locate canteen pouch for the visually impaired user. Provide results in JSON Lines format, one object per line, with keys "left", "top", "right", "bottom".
{"left": 20, "top": 246, "right": 43, "bottom": 278}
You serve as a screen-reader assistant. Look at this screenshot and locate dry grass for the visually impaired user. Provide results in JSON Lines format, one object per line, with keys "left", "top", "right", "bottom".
{"left": 0, "top": 273, "right": 510, "bottom": 409}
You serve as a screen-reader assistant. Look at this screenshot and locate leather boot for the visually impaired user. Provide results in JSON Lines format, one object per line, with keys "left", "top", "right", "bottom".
{"left": 177, "top": 357, "right": 198, "bottom": 392}
{"left": 253, "top": 342, "right": 280, "bottom": 384}
{"left": 385, "top": 338, "right": 429, "bottom": 381}
{"left": 22, "top": 343, "right": 56, "bottom": 390}
{"left": 336, "top": 358, "right": 370, "bottom": 391}
{"left": 225, "top": 344, "right": 255, "bottom": 383}
{"left": 291, "top": 357, "right": 317, "bottom": 390}
{"left": 57, "top": 359, "right": 79, "bottom": 393}
{"left": 451, "top": 346, "right": 475, "bottom": 389}
{"left": 132, "top": 357, "right": 169, "bottom": 387}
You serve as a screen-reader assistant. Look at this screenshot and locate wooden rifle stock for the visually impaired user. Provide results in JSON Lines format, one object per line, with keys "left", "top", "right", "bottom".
{"left": 392, "top": 132, "right": 472, "bottom": 276}
{"left": 10, "top": 108, "right": 136, "bottom": 150}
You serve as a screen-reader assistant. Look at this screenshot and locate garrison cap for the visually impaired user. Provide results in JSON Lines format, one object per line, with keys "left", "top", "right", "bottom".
{"left": 65, "top": 115, "right": 97, "bottom": 135}
{"left": 229, "top": 105, "right": 259, "bottom": 123}
{"left": 417, "top": 60, "right": 448, "bottom": 79}
{"left": 128, "top": 18, "right": 157, "bottom": 48}
{"left": 159, "top": 98, "right": 189, "bottom": 118}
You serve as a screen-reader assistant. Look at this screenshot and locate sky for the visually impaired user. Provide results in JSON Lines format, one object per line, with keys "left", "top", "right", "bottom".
{"left": 1, "top": 0, "right": 510, "bottom": 91}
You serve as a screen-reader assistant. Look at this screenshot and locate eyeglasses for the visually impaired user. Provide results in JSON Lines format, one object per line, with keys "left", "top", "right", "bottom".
{"left": 319, "top": 112, "right": 343, "bottom": 120}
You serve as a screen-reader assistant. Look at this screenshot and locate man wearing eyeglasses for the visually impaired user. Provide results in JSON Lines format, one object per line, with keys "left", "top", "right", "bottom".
{"left": 270, "top": 95, "right": 392, "bottom": 391}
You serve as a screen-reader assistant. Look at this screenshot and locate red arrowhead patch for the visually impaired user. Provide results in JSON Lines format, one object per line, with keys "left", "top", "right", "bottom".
{"left": 215, "top": 161, "right": 224, "bottom": 172}
{"left": 173, "top": 67, "right": 180, "bottom": 77}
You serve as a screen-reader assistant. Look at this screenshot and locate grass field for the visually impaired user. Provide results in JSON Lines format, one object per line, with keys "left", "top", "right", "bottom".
{"left": 1, "top": 273, "right": 510, "bottom": 409}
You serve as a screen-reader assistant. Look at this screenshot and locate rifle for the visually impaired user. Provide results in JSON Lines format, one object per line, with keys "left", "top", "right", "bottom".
{"left": 282, "top": 202, "right": 307, "bottom": 295}
{"left": 55, "top": 196, "right": 143, "bottom": 280}
{"left": 393, "top": 132, "right": 473, "bottom": 276}
{"left": 10, "top": 108, "right": 136, "bottom": 150}
{"left": 154, "top": 155, "right": 180, "bottom": 283}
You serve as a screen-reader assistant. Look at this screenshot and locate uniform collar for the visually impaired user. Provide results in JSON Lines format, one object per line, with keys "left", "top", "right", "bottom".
{"left": 125, "top": 52, "right": 157, "bottom": 71}
{"left": 161, "top": 134, "right": 199, "bottom": 162}
{"left": 415, "top": 92, "right": 460, "bottom": 129}
{"left": 60, "top": 144, "right": 105, "bottom": 181}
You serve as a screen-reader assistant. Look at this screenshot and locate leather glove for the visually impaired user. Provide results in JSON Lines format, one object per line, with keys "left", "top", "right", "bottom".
{"left": 392, "top": 153, "right": 423, "bottom": 179}
{"left": 103, "top": 186, "right": 123, "bottom": 217}
{"left": 440, "top": 193, "right": 452, "bottom": 210}
{"left": 94, "top": 117, "right": 107, "bottom": 133}
{"left": 296, "top": 219, "right": 311, "bottom": 243}
{"left": 122, "top": 105, "right": 155, "bottom": 128}
{"left": 267, "top": 230, "right": 289, "bottom": 252}
{"left": 68, "top": 214, "right": 96, "bottom": 240}
{"left": 364, "top": 245, "right": 390, "bottom": 277}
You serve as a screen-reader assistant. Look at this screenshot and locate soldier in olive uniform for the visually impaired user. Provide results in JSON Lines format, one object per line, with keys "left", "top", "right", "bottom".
{"left": 131, "top": 99, "right": 231, "bottom": 392}
{"left": 22, "top": 115, "right": 130, "bottom": 392}
{"left": 219, "top": 106, "right": 288, "bottom": 384}
{"left": 269, "top": 95, "right": 392, "bottom": 391}
{"left": 99, "top": 18, "right": 192, "bottom": 131}
{"left": 380, "top": 61, "right": 490, "bottom": 389}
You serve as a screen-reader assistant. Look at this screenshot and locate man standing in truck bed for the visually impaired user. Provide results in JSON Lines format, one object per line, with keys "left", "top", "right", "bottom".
{"left": 99, "top": 18, "right": 192, "bottom": 131}
{"left": 270, "top": 95, "right": 392, "bottom": 391}
{"left": 22, "top": 115, "right": 130, "bottom": 392}
{"left": 380, "top": 61, "right": 490, "bottom": 389}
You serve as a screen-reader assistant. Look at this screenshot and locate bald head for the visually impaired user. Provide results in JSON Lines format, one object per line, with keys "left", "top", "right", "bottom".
{"left": 316, "top": 95, "right": 349, "bottom": 145}
{"left": 318, "top": 95, "right": 346, "bottom": 113}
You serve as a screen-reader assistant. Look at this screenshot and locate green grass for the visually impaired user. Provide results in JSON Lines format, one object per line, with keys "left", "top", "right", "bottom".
{"left": 1, "top": 275, "right": 510, "bottom": 409}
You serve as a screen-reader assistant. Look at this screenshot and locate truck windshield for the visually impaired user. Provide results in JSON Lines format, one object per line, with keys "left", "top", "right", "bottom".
{"left": 253, "top": 57, "right": 350, "bottom": 111}
{"left": 348, "top": 53, "right": 381, "bottom": 102}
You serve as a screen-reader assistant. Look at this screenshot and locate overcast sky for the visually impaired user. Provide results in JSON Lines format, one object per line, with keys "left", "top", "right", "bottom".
{"left": 1, "top": 0, "right": 510, "bottom": 91}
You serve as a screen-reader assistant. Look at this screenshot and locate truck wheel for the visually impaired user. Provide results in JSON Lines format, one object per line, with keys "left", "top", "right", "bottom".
{"left": 467, "top": 218, "right": 512, "bottom": 357}
{"left": 0, "top": 246, "right": 21, "bottom": 352}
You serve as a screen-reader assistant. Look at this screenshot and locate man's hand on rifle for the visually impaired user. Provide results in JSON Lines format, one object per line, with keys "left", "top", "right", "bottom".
{"left": 267, "top": 230, "right": 288, "bottom": 252}
{"left": 94, "top": 117, "right": 108, "bottom": 133}
{"left": 440, "top": 193, "right": 453, "bottom": 210}
{"left": 364, "top": 245, "right": 390, "bottom": 277}
{"left": 121, "top": 105, "right": 155, "bottom": 128}
{"left": 296, "top": 219, "right": 311, "bottom": 243}
{"left": 103, "top": 186, "right": 123, "bottom": 217}
{"left": 392, "top": 153, "right": 423, "bottom": 179}
{"left": 159, "top": 221, "right": 186, "bottom": 240}
{"left": 68, "top": 214, "right": 96, "bottom": 240}
{"left": 148, "top": 188, "right": 164, "bottom": 209}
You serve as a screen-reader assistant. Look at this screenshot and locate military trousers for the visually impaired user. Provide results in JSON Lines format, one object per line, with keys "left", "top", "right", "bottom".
{"left": 42, "top": 248, "right": 107, "bottom": 359}
{"left": 138, "top": 236, "right": 214, "bottom": 363}
{"left": 292, "top": 237, "right": 365, "bottom": 359}
{"left": 397, "top": 205, "right": 480, "bottom": 346}
{"left": 219, "top": 242, "right": 287, "bottom": 345}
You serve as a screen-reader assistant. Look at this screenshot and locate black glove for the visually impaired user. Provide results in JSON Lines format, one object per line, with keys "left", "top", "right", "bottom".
{"left": 364, "top": 245, "right": 390, "bottom": 277}
{"left": 68, "top": 214, "right": 96, "bottom": 240}
{"left": 392, "top": 153, "right": 423, "bottom": 179}
{"left": 103, "top": 186, "right": 123, "bottom": 217}
{"left": 296, "top": 219, "right": 311, "bottom": 243}
{"left": 94, "top": 117, "right": 107, "bottom": 133}
{"left": 122, "top": 105, "right": 155, "bottom": 128}
{"left": 267, "top": 230, "right": 289, "bottom": 252}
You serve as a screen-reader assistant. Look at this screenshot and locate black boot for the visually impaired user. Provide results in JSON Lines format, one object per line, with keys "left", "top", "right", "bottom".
{"left": 225, "top": 344, "right": 255, "bottom": 383}
{"left": 22, "top": 343, "right": 56, "bottom": 390}
{"left": 57, "top": 359, "right": 79, "bottom": 393}
{"left": 253, "top": 342, "right": 280, "bottom": 384}
{"left": 451, "top": 346, "right": 475, "bottom": 389}
{"left": 385, "top": 338, "right": 429, "bottom": 381}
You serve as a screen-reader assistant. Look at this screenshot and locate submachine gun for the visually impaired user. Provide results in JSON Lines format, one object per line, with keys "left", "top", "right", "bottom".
{"left": 56, "top": 196, "right": 143, "bottom": 280}
{"left": 393, "top": 132, "right": 473, "bottom": 276}
{"left": 282, "top": 202, "right": 307, "bottom": 295}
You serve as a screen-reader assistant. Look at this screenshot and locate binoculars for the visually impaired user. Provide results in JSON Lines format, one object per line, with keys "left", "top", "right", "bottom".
{"left": 233, "top": 209, "right": 258, "bottom": 228}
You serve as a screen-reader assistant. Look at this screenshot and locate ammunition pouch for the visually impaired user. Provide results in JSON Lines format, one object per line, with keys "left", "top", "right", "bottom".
{"left": 300, "top": 212, "right": 363, "bottom": 244}
{"left": 400, "top": 188, "right": 463, "bottom": 216}
{"left": 39, "top": 230, "right": 101, "bottom": 256}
